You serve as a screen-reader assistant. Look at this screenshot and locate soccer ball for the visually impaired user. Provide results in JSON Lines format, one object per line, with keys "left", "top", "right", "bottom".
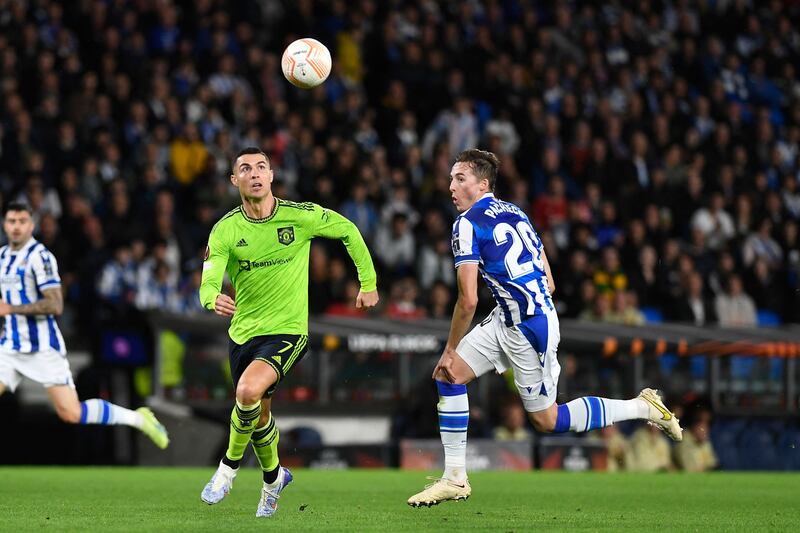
{"left": 281, "top": 38, "right": 332, "bottom": 89}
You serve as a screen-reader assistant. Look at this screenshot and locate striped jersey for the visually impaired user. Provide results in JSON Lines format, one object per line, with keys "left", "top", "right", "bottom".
{"left": 451, "top": 193, "right": 554, "bottom": 326}
{"left": 0, "top": 238, "right": 65, "bottom": 354}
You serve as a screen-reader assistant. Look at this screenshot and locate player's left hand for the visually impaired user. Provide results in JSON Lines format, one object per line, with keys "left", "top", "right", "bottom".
{"left": 0, "top": 301, "right": 10, "bottom": 316}
{"left": 355, "top": 289, "right": 379, "bottom": 309}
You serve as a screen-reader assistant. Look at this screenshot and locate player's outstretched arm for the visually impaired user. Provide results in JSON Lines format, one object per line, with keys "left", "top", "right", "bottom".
{"left": 311, "top": 204, "right": 378, "bottom": 296}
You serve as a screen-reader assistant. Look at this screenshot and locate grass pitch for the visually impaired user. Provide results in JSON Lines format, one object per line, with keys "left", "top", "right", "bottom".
{"left": 0, "top": 467, "right": 797, "bottom": 532}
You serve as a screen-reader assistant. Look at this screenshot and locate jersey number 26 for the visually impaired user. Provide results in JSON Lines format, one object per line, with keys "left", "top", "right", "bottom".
{"left": 493, "top": 221, "right": 544, "bottom": 279}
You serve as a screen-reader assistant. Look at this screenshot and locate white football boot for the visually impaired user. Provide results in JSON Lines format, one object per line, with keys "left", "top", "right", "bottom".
{"left": 407, "top": 477, "right": 471, "bottom": 507}
{"left": 201, "top": 461, "right": 238, "bottom": 504}
{"left": 638, "top": 388, "right": 683, "bottom": 441}
{"left": 256, "top": 467, "right": 293, "bottom": 518}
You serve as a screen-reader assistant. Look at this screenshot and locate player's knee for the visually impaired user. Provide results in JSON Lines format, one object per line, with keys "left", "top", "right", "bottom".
{"left": 528, "top": 410, "right": 557, "bottom": 433}
{"left": 235, "top": 381, "right": 267, "bottom": 405}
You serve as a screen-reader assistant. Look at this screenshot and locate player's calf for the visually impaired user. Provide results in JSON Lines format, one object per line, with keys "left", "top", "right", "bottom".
{"left": 55, "top": 402, "right": 82, "bottom": 424}
{"left": 527, "top": 404, "right": 558, "bottom": 433}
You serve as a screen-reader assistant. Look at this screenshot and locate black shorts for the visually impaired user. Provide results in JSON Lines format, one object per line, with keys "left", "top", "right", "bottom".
{"left": 229, "top": 334, "right": 309, "bottom": 398}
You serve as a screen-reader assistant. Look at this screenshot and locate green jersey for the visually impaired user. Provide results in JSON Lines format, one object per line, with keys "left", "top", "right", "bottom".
{"left": 200, "top": 198, "right": 377, "bottom": 344}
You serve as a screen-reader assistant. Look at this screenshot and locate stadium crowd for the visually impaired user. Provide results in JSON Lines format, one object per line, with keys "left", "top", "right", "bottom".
{"left": 1, "top": 0, "right": 799, "bottom": 344}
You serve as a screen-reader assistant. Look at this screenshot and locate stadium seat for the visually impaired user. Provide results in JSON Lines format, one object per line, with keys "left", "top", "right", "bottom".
{"left": 738, "top": 424, "right": 779, "bottom": 470}
{"left": 777, "top": 428, "right": 800, "bottom": 471}
{"left": 658, "top": 352, "right": 678, "bottom": 375}
{"left": 711, "top": 419, "right": 741, "bottom": 470}
{"left": 756, "top": 310, "right": 781, "bottom": 326}
{"left": 286, "top": 427, "right": 323, "bottom": 448}
{"left": 729, "top": 356, "right": 756, "bottom": 380}
{"left": 639, "top": 307, "right": 664, "bottom": 324}
{"left": 689, "top": 356, "right": 708, "bottom": 379}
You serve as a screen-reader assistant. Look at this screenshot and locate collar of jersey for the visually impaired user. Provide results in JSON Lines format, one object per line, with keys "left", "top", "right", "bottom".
{"left": 6, "top": 237, "right": 37, "bottom": 254}
{"left": 239, "top": 198, "right": 280, "bottom": 224}
{"left": 463, "top": 192, "right": 495, "bottom": 215}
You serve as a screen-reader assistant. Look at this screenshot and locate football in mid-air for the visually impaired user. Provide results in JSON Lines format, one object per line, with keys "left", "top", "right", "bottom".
{"left": 281, "top": 38, "right": 332, "bottom": 89}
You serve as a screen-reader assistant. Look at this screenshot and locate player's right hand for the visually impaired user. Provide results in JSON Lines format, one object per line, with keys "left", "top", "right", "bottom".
{"left": 214, "top": 294, "right": 236, "bottom": 317}
{"left": 432, "top": 348, "right": 458, "bottom": 383}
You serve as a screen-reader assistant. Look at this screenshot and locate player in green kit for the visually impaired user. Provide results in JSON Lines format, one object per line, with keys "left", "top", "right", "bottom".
{"left": 199, "top": 147, "right": 379, "bottom": 517}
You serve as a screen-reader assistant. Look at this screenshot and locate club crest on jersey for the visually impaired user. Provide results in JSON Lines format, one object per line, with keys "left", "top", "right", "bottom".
{"left": 277, "top": 226, "right": 295, "bottom": 245}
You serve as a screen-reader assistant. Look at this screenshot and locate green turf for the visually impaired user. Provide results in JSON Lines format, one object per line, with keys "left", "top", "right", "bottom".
{"left": 0, "top": 468, "right": 798, "bottom": 532}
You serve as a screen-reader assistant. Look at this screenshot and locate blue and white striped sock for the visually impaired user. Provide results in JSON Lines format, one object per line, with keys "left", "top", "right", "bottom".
{"left": 553, "top": 397, "right": 649, "bottom": 433}
{"left": 79, "top": 399, "right": 142, "bottom": 428}
{"left": 436, "top": 381, "right": 469, "bottom": 483}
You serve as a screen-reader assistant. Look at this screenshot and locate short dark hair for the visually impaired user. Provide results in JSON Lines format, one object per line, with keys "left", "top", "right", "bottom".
{"left": 4, "top": 202, "right": 33, "bottom": 216}
{"left": 454, "top": 149, "right": 500, "bottom": 191}
{"left": 232, "top": 147, "right": 270, "bottom": 173}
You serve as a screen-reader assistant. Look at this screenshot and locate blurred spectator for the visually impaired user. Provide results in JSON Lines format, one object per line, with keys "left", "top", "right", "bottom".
{"left": 0, "top": 0, "right": 796, "bottom": 333}
{"left": 741, "top": 218, "right": 783, "bottom": 269}
{"left": 426, "top": 281, "right": 453, "bottom": 320}
{"left": 169, "top": 122, "right": 208, "bottom": 186}
{"left": 628, "top": 245, "right": 667, "bottom": 309}
{"left": 674, "top": 272, "right": 717, "bottom": 326}
{"left": 593, "top": 247, "right": 627, "bottom": 296}
{"left": 627, "top": 425, "right": 672, "bottom": 472}
{"left": 374, "top": 212, "right": 415, "bottom": 278}
{"left": 745, "top": 258, "right": 784, "bottom": 314}
{"left": 673, "top": 406, "right": 718, "bottom": 472}
{"left": 556, "top": 249, "right": 590, "bottom": 318}
{"left": 715, "top": 275, "right": 757, "bottom": 327}
{"left": 134, "top": 259, "right": 180, "bottom": 311}
{"left": 579, "top": 293, "right": 612, "bottom": 323}
{"left": 339, "top": 182, "right": 378, "bottom": 244}
{"left": 594, "top": 201, "right": 624, "bottom": 249}
{"left": 308, "top": 244, "right": 332, "bottom": 315}
{"left": 178, "top": 263, "right": 204, "bottom": 314}
{"left": 421, "top": 96, "right": 478, "bottom": 161}
{"left": 690, "top": 193, "right": 735, "bottom": 251}
{"left": 97, "top": 244, "right": 137, "bottom": 305}
{"left": 325, "top": 279, "right": 367, "bottom": 318}
{"left": 385, "top": 278, "right": 425, "bottom": 320}
{"left": 592, "top": 426, "right": 630, "bottom": 473}
{"left": 417, "top": 238, "right": 455, "bottom": 291}
{"left": 493, "top": 401, "right": 531, "bottom": 441}
{"left": 532, "top": 175, "right": 568, "bottom": 236}
{"left": 606, "top": 291, "right": 646, "bottom": 326}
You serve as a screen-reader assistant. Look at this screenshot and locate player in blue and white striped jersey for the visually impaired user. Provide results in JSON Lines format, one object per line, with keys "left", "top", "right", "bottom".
{"left": 408, "top": 149, "right": 683, "bottom": 508}
{"left": 0, "top": 202, "right": 169, "bottom": 449}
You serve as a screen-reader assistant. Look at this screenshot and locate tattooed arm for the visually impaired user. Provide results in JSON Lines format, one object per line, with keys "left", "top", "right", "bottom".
{"left": 0, "top": 288, "right": 63, "bottom": 316}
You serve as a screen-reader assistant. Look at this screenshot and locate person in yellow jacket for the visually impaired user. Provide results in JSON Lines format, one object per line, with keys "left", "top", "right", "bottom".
{"left": 169, "top": 122, "right": 208, "bottom": 185}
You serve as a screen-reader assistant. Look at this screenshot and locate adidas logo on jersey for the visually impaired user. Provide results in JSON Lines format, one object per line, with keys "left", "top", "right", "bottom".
{"left": 236, "top": 238, "right": 248, "bottom": 247}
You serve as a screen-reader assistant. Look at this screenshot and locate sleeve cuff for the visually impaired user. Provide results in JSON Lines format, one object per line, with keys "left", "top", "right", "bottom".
{"left": 38, "top": 280, "right": 61, "bottom": 289}
{"left": 454, "top": 258, "right": 480, "bottom": 267}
